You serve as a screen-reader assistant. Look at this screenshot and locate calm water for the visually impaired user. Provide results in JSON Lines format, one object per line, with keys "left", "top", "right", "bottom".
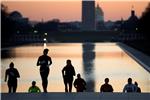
{"left": 1, "top": 43, "right": 150, "bottom": 93}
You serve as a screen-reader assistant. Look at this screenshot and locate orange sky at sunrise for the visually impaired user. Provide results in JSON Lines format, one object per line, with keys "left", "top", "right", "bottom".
{"left": 2, "top": 1, "right": 149, "bottom": 22}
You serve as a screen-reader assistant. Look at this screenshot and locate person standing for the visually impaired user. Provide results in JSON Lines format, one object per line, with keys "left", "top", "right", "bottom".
{"left": 28, "top": 81, "right": 41, "bottom": 93}
{"left": 100, "top": 78, "right": 113, "bottom": 92}
{"left": 123, "top": 78, "right": 137, "bottom": 93}
{"left": 134, "top": 81, "right": 141, "bottom": 93}
{"left": 74, "top": 73, "right": 86, "bottom": 92}
{"left": 62, "top": 59, "right": 76, "bottom": 92}
{"left": 37, "top": 48, "right": 52, "bottom": 92}
{"left": 5, "top": 62, "right": 20, "bottom": 93}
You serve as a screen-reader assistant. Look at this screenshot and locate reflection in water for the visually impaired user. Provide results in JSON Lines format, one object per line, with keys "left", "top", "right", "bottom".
{"left": 44, "top": 43, "right": 47, "bottom": 49}
{"left": 82, "top": 43, "right": 95, "bottom": 92}
{"left": 1, "top": 50, "right": 11, "bottom": 58}
{"left": 1, "top": 43, "right": 150, "bottom": 93}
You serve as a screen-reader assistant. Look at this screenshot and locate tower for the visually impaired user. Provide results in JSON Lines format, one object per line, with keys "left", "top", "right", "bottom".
{"left": 131, "top": 5, "right": 135, "bottom": 17}
{"left": 82, "top": 0, "right": 95, "bottom": 30}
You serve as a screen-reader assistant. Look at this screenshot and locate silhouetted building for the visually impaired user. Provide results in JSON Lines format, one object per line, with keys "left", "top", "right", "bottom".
{"left": 9, "top": 11, "right": 32, "bottom": 34}
{"left": 123, "top": 8, "right": 139, "bottom": 33}
{"left": 113, "top": 18, "right": 124, "bottom": 31}
{"left": 95, "top": 3, "right": 105, "bottom": 30}
{"left": 105, "top": 20, "right": 115, "bottom": 30}
{"left": 128, "top": 10, "right": 139, "bottom": 23}
{"left": 58, "top": 22, "right": 81, "bottom": 32}
{"left": 95, "top": 4, "right": 104, "bottom": 22}
{"left": 9, "top": 11, "right": 29, "bottom": 23}
{"left": 82, "top": 0, "right": 96, "bottom": 30}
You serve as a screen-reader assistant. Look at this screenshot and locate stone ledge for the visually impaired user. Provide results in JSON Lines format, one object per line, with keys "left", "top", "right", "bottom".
{"left": 1, "top": 93, "right": 150, "bottom": 100}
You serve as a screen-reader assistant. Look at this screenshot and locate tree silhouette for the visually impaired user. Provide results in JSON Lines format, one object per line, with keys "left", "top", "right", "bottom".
{"left": 1, "top": 4, "right": 32, "bottom": 47}
{"left": 139, "top": 3, "right": 150, "bottom": 41}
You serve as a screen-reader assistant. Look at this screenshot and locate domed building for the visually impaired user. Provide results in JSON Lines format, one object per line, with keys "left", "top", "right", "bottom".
{"left": 128, "top": 10, "right": 138, "bottom": 23}
{"left": 123, "top": 8, "right": 139, "bottom": 33}
{"left": 9, "top": 11, "right": 29, "bottom": 23}
{"left": 9, "top": 11, "right": 23, "bottom": 19}
{"left": 95, "top": 4, "right": 105, "bottom": 30}
{"left": 95, "top": 4, "right": 104, "bottom": 22}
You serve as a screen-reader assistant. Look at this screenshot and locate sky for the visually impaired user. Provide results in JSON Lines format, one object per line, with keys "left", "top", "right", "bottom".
{"left": 2, "top": 0, "right": 150, "bottom": 22}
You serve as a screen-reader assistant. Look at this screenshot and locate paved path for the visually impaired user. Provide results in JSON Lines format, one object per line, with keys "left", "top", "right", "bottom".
{"left": 118, "top": 43, "right": 150, "bottom": 73}
{"left": 1, "top": 93, "right": 150, "bottom": 100}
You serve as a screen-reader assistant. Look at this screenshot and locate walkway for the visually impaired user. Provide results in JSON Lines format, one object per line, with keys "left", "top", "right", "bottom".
{"left": 1, "top": 93, "right": 150, "bottom": 100}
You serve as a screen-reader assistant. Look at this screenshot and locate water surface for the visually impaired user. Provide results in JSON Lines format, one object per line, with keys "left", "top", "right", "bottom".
{"left": 1, "top": 43, "right": 150, "bottom": 93}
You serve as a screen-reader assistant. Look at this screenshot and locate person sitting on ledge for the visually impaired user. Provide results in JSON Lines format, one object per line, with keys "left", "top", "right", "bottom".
{"left": 74, "top": 73, "right": 86, "bottom": 92}
{"left": 134, "top": 81, "right": 141, "bottom": 93}
{"left": 100, "top": 78, "right": 114, "bottom": 92}
{"left": 123, "top": 78, "right": 137, "bottom": 93}
{"left": 28, "top": 81, "right": 41, "bottom": 93}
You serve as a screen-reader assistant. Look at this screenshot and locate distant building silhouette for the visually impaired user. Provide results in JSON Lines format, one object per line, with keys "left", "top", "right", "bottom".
{"left": 105, "top": 20, "right": 115, "bottom": 30}
{"left": 108, "top": 6, "right": 141, "bottom": 42}
{"left": 127, "top": 10, "right": 138, "bottom": 29}
{"left": 82, "top": 0, "right": 96, "bottom": 30}
{"left": 95, "top": 4, "right": 104, "bottom": 23}
{"left": 9, "top": 11, "right": 29, "bottom": 24}
{"left": 95, "top": 3, "right": 105, "bottom": 30}
{"left": 123, "top": 7, "right": 139, "bottom": 33}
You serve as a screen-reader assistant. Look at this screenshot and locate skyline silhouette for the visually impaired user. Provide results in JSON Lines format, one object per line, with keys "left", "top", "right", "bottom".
{"left": 2, "top": 1, "right": 149, "bottom": 22}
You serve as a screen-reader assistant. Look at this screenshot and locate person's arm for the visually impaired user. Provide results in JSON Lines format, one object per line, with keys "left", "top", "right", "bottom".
{"left": 37, "top": 57, "right": 40, "bottom": 66}
{"left": 62, "top": 67, "right": 65, "bottom": 77}
{"left": 16, "top": 69, "right": 20, "bottom": 78}
{"left": 74, "top": 79, "right": 77, "bottom": 88}
{"left": 37, "top": 87, "right": 41, "bottom": 92}
{"left": 4, "top": 70, "right": 8, "bottom": 82}
{"left": 111, "top": 85, "right": 114, "bottom": 92}
{"left": 139, "top": 88, "right": 141, "bottom": 93}
{"left": 100, "top": 86, "right": 103, "bottom": 92}
{"left": 134, "top": 85, "right": 138, "bottom": 92}
{"left": 48, "top": 57, "right": 52, "bottom": 66}
{"left": 84, "top": 79, "right": 86, "bottom": 85}
{"left": 83, "top": 79, "right": 86, "bottom": 90}
{"left": 123, "top": 85, "right": 126, "bottom": 93}
{"left": 28, "top": 87, "right": 31, "bottom": 93}
{"left": 73, "top": 67, "right": 76, "bottom": 76}
{"left": 38, "top": 88, "right": 41, "bottom": 92}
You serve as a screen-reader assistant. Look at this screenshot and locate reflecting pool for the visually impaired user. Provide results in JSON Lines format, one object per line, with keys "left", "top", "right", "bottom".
{"left": 1, "top": 43, "right": 150, "bottom": 93}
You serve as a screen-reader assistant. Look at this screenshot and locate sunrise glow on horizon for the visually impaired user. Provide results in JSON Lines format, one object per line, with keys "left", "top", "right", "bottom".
{"left": 2, "top": 0, "right": 150, "bottom": 22}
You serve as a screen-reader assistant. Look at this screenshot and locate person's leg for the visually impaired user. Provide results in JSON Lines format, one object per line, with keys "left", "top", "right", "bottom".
{"left": 40, "top": 69, "right": 49, "bottom": 92}
{"left": 13, "top": 80, "right": 17, "bottom": 93}
{"left": 44, "top": 69, "right": 49, "bottom": 92}
{"left": 8, "top": 80, "right": 12, "bottom": 93}
{"left": 64, "top": 77, "right": 68, "bottom": 92}
{"left": 40, "top": 72, "right": 45, "bottom": 92}
{"left": 69, "top": 78, "right": 73, "bottom": 92}
{"left": 65, "top": 83, "right": 68, "bottom": 92}
{"left": 43, "top": 81, "right": 47, "bottom": 92}
{"left": 8, "top": 85, "right": 12, "bottom": 93}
